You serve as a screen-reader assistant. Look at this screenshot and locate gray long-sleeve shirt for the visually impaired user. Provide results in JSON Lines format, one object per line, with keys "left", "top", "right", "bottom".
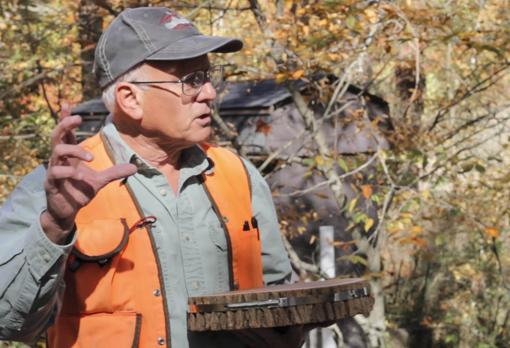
{"left": 0, "top": 120, "right": 292, "bottom": 347}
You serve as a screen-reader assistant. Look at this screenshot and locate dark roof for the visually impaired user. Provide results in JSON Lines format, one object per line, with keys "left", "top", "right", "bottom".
{"left": 71, "top": 98, "right": 108, "bottom": 115}
{"left": 218, "top": 79, "right": 307, "bottom": 110}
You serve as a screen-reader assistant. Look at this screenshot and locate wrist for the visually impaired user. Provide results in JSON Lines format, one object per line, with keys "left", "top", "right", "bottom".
{"left": 40, "top": 210, "right": 76, "bottom": 244}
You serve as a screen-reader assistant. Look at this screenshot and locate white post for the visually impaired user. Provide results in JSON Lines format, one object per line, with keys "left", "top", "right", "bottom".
{"left": 320, "top": 226, "right": 337, "bottom": 348}
{"left": 319, "top": 225, "right": 335, "bottom": 279}
{"left": 306, "top": 226, "right": 337, "bottom": 348}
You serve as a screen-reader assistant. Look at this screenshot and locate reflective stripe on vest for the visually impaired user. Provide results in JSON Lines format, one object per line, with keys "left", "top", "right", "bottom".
{"left": 47, "top": 133, "right": 263, "bottom": 347}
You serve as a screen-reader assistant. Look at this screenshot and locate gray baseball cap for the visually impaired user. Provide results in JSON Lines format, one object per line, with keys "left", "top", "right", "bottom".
{"left": 93, "top": 7, "right": 243, "bottom": 88}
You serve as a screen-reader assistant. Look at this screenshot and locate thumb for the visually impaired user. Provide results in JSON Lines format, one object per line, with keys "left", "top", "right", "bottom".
{"left": 98, "top": 163, "right": 137, "bottom": 187}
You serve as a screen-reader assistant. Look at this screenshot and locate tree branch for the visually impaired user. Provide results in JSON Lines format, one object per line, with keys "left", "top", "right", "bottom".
{"left": 88, "top": 0, "right": 119, "bottom": 16}
{"left": 428, "top": 62, "right": 510, "bottom": 131}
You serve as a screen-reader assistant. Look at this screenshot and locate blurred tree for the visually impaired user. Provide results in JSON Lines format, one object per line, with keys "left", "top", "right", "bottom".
{"left": 78, "top": 0, "right": 103, "bottom": 99}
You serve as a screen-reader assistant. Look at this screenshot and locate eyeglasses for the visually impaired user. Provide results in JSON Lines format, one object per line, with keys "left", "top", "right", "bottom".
{"left": 128, "top": 65, "right": 224, "bottom": 97}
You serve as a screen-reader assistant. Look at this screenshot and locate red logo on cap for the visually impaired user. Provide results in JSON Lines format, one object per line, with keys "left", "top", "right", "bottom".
{"left": 160, "top": 11, "right": 194, "bottom": 30}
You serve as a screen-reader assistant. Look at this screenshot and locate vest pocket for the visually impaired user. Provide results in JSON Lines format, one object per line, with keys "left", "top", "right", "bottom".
{"left": 71, "top": 219, "right": 130, "bottom": 271}
{"left": 49, "top": 311, "right": 141, "bottom": 348}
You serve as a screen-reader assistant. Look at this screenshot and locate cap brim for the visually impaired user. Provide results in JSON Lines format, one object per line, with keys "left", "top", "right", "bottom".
{"left": 146, "top": 35, "right": 242, "bottom": 61}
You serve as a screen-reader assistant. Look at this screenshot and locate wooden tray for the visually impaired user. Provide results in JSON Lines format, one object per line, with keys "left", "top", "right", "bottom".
{"left": 188, "top": 278, "right": 374, "bottom": 331}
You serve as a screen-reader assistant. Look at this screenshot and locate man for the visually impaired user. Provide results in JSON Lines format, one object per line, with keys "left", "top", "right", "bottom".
{"left": 0, "top": 6, "right": 304, "bottom": 347}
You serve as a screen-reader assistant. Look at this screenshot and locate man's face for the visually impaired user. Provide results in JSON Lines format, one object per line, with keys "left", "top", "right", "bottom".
{"left": 135, "top": 55, "right": 216, "bottom": 148}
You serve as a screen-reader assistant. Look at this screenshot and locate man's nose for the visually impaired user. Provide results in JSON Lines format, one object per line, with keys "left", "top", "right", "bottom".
{"left": 196, "top": 81, "right": 216, "bottom": 101}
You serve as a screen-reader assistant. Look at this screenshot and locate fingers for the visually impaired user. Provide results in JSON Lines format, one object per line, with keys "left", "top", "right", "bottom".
{"left": 46, "top": 166, "right": 84, "bottom": 184}
{"left": 60, "top": 101, "right": 71, "bottom": 121}
{"left": 50, "top": 144, "right": 93, "bottom": 166}
{"left": 98, "top": 163, "right": 137, "bottom": 187}
{"left": 59, "top": 102, "right": 77, "bottom": 144}
{"left": 51, "top": 115, "right": 81, "bottom": 147}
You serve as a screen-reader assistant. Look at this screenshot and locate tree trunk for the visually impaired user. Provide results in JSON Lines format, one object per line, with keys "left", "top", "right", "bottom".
{"left": 78, "top": 0, "right": 103, "bottom": 99}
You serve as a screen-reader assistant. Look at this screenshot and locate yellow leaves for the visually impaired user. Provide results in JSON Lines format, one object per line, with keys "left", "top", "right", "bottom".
{"left": 327, "top": 52, "right": 342, "bottom": 60}
{"left": 399, "top": 236, "right": 428, "bottom": 248}
{"left": 296, "top": 6, "right": 306, "bottom": 16}
{"left": 387, "top": 221, "right": 404, "bottom": 234}
{"left": 314, "top": 154, "right": 325, "bottom": 166}
{"left": 411, "top": 225, "right": 423, "bottom": 234}
{"left": 361, "top": 184, "right": 372, "bottom": 199}
{"left": 333, "top": 240, "right": 355, "bottom": 250}
{"left": 400, "top": 212, "right": 414, "bottom": 220}
{"left": 275, "top": 69, "right": 306, "bottom": 83}
{"left": 65, "top": 12, "right": 75, "bottom": 25}
{"left": 450, "top": 263, "right": 477, "bottom": 282}
{"left": 302, "top": 25, "right": 310, "bottom": 36}
{"left": 337, "top": 158, "right": 349, "bottom": 172}
{"left": 345, "top": 15, "right": 356, "bottom": 29}
{"left": 484, "top": 226, "right": 500, "bottom": 238}
{"left": 364, "top": 218, "right": 374, "bottom": 232}
{"left": 347, "top": 197, "right": 358, "bottom": 214}
{"left": 364, "top": 8, "right": 378, "bottom": 23}
{"left": 339, "top": 254, "right": 367, "bottom": 266}
{"left": 273, "top": 29, "right": 289, "bottom": 40}
{"left": 388, "top": 218, "right": 426, "bottom": 248}
{"left": 275, "top": 73, "right": 287, "bottom": 83}
{"left": 291, "top": 69, "right": 305, "bottom": 79}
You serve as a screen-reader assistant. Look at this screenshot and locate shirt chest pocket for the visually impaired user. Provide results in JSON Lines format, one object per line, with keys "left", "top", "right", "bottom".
{"left": 208, "top": 219, "right": 228, "bottom": 252}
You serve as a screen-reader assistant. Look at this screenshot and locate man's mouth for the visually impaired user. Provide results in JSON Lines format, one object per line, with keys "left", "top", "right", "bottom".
{"left": 195, "top": 113, "right": 212, "bottom": 125}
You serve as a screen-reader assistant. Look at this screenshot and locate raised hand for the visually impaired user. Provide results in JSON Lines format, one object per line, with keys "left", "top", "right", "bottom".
{"left": 41, "top": 111, "right": 137, "bottom": 244}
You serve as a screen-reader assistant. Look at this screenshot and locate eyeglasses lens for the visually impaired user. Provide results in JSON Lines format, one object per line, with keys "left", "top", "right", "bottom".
{"left": 182, "top": 67, "right": 224, "bottom": 96}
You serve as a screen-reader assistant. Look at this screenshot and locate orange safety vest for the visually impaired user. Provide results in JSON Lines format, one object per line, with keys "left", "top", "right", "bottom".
{"left": 47, "top": 133, "right": 263, "bottom": 347}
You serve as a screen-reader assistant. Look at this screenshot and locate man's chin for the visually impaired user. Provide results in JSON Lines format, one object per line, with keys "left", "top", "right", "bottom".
{"left": 191, "top": 127, "right": 212, "bottom": 144}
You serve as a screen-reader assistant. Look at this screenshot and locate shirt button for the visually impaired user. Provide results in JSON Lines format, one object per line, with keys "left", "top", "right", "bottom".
{"left": 159, "top": 189, "right": 167, "bottom": 196}
{"left": 42, "top": 252, "right": 51, "bottom": 262}
{"left": 157, "top": 337, "right": 165, "bottom": 345}
{"left": 191, "top": 281, "right": 200, "bottom": 290}
{"left": 153, "top": 289, "right": 161, "bottom": 297}
{"left": 183, "top": 234, "right": 191, "bottom": 242}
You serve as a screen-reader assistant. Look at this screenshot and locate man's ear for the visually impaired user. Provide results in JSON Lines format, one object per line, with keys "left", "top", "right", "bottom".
{"left": 115, "top": 82, "right": 144, "bottom": 120}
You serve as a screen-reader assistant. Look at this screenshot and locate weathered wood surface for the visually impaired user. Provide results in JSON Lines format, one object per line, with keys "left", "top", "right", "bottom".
{"left": 188, "top": 278, "right": 374, "bottom": 331}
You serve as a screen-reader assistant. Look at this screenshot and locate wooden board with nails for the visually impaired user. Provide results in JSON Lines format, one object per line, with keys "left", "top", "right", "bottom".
{"left": 187, "top": 278, "right": 374, "bottom": 331}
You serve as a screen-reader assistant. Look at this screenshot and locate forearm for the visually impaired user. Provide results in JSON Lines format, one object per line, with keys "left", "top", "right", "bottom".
{"left": 0, "top": 253, "right": 67, "bottom": 342}
{"left": 0, "top": 167, "right": 75, "bottom": 341}
{"left": 0, "top": 221, "right": 74, "bottom": 342}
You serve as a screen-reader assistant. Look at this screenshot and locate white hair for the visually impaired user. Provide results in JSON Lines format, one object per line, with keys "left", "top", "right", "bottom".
{"left": 101, "top": 64, "right": 148, "bottom": 113}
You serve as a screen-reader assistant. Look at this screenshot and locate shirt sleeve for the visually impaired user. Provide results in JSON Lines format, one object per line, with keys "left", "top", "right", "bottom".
{"left": 241, "top": 159, "right": 292, "bottom": 285}
{"left": 0, "top": 165, "right": 76, "bottom": 342}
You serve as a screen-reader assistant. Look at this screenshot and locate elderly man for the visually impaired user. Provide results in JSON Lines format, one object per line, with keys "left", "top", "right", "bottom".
{"left": 0, "top": 6, "right": 303, "bottom": 348}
